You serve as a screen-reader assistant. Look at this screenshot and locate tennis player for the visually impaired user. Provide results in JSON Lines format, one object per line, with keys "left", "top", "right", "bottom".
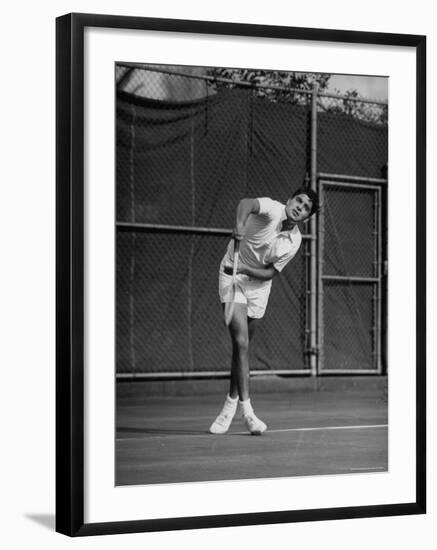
{"left": 209, "top": 188, "right": 319, "bottom": 435}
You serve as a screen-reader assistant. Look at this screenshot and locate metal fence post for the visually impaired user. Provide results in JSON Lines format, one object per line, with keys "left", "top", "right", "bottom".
{"left": 309, "top": 82, "right": 319, "bottom": 376}
{"left": 317, "top": 180, "right": 325, "bottom": 374}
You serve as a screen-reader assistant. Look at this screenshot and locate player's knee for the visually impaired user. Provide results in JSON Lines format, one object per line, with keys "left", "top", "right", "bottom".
{"left": 232, "top": 332, "right": 249, "bottom": 352}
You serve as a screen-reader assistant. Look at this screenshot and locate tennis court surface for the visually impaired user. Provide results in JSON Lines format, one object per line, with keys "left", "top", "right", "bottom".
{"left": 116, "top": 378, "right": 387, "bottom": 486}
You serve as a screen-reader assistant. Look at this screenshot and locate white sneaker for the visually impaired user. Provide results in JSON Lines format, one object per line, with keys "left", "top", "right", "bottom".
{"left": 243, "top": 414, "right": 267, "bottom": 435}
{"left": 209, "top": 411, "right": 235, "bottom": 434}
{"left": 209, "top": 396, "right": 238, "bottom": 434}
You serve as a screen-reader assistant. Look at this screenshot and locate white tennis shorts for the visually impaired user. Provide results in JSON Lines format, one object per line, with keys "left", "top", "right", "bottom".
{"left": 218, "top": 259, "right": 272, "bottom": 319}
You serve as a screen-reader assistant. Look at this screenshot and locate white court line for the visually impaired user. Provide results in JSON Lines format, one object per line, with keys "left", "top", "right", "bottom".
{"left": 236, "top": 424, "right": 388, "bottom": 435}
{"left": 116, "top": 424, "right": 388, "bottom": 442}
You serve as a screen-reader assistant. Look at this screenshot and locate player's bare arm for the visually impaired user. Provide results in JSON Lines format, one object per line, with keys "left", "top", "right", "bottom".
{"left": 233, "top": 198, "right": 260, "bottom": 239}
{"left": 239, "top": 264, "right": 278, "bottom": 280}
{"left": 224, "top": 262, "right": 277, "bottom": 281}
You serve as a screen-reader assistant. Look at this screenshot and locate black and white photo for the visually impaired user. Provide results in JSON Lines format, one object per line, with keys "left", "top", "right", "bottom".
{"left": 115, "top": 63, "right": 389, "bottom": 485}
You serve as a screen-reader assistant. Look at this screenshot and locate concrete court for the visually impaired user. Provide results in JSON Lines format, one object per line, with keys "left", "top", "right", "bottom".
{"left": 116, "top": 382, "right": 388, "bottom": 486}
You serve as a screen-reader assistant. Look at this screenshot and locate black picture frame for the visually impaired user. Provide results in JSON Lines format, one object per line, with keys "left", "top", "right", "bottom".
{"left": 56, "top": 12, "right": 426, "bottom": 537}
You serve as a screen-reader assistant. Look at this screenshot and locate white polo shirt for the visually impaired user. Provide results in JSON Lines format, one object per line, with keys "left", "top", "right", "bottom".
{"left": 223, "top": 197, "right": 302, "bottom": 273}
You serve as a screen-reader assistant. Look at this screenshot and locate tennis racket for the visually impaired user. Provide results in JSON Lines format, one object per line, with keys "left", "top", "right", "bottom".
{"left": 224, "top": 238, "right": 240, "bottom": 327}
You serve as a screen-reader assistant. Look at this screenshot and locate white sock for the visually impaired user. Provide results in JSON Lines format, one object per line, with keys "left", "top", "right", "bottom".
{"left": 239, "top": 398, "right": 254, "bottom": 417}
{"left": 222, "top": 394, "right": 238, "bottom": 413}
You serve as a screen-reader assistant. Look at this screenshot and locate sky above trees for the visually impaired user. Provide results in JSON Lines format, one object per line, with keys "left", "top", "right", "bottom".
{"left": 328, "top": 75, "right": 388, "bottom": 101}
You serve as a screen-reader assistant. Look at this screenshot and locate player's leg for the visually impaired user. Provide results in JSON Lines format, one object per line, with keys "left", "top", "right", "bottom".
{"left": 210, "top": 277, "right": 267, "bottom": 435}
{"left": 228, "top": 303, "right": 251, "bottom": 400}
{"left": 237, "top": 295, "right": 267, "bottom": 435}
{"left": 228, "top": 315, "right": 261, "bottom": 398}
{"left": 210, "top": 268, "right": 247, "bottom": 434}
{"left": 229, "top": 307, "right": 266, "bottom": 435}
{"left": 248, "top": 316, "right": 262, "bottom": 342}
{"left": 209, "top": 304, "right": 249, "bottom": 434}
{"left": 229, "top": 309, "right": 267, "bottom": 435}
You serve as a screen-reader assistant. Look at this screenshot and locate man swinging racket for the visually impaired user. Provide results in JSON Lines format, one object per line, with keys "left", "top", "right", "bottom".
{"left": 209, "top": 187, "right": 319, "bottom": 435}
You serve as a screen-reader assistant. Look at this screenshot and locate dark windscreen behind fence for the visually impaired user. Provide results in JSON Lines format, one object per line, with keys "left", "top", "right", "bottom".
{"left": 116, "top": 84, "right": 387, "bottom": 375}
{"left": 116, "top": 89, "right": 310, "bottom": 227}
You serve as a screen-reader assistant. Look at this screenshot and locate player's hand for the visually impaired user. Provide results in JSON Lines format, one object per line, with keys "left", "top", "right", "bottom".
{"left": 232, "top": 225, "right": 245, "bottom": 241}
{"left": 224, "top": 261, "right": 247, "bottom": 276}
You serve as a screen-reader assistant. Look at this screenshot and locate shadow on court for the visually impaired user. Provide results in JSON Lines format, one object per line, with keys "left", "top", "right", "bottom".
{"left": 116, "top": 380, "right": 388, "bottom": 486}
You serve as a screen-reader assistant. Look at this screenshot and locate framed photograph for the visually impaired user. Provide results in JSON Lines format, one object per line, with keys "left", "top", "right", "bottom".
{"left": 56, "top": 13, "right": 426, "bottom": 536}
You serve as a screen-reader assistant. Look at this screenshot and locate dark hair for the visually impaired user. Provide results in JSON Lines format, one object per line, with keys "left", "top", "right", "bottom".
{"left": 291, "top": 187, "right": 320, "bottom": 217}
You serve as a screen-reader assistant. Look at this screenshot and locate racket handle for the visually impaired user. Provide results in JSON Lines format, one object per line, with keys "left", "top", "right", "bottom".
{"left": 232, "top": 238, "right": 240, "bottom": 278}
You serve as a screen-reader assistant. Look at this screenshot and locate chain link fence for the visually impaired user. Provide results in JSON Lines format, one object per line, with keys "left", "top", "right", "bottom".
{"left": 116, "top": 64, "right": 388, "bottom": 378}
{"left": 318, "top": 181, "right": 382, "bottom": 373}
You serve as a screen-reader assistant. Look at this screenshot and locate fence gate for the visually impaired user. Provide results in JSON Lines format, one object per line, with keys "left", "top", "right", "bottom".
{"left": 317, "top": 179, "right": 383, "bottom": 374}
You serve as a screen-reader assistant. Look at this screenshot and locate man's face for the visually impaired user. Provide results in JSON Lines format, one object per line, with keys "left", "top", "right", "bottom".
{"left": 286, "top": 194, "right": 313, "bottom": 222}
